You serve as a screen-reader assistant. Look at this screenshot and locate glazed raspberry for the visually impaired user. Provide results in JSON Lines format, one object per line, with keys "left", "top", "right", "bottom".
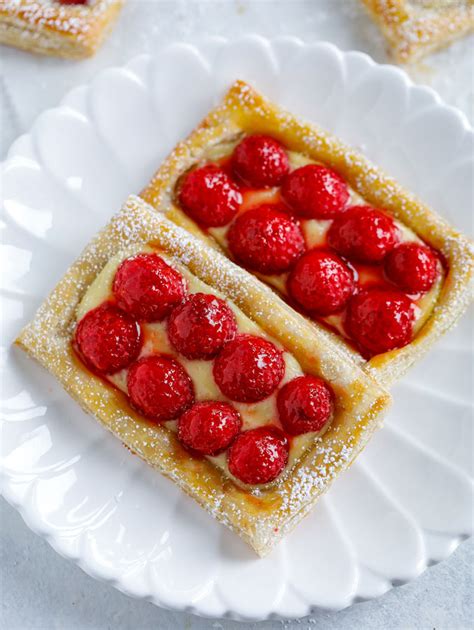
{"left": 231, "top": 135, "right": 290, "bottom": 188}
{"left": 281, "top": 164, "right": 349, "bottom": 219}
{"left": 228, "top": 426, "right": 289, "bottom": 485}
{"left": 113, "top": 253, "right": 186, "bottom": 322}
{"left": 277, "top": 376, "right": 333, "bottom": 436}
{"left": 288, "top": 250, "right": 355, "bottom": 316}
{"left": 345, "top": 289, "right": 415, "bottom": 357}
{"left": 385, "top": 242, "right": 439, "bottom": 293}
{"left": 168, "top": 293, "right": 237, "bottom": 360}
{"left": 213, "top": 334, "right": 285, "bottom": 403}
{"left": 227, "top": 205, "right": 305, "bottom": 274}
{"left": 74, "top": 303, "right": 141, "bottom": 375}
{"left": 178, "top": 401, "right": 242, "bottom": 456}
{"left": 328, "top": 205, "right": 399, "bottom": 263}
{"left": 127, "top": 355, "right": 194, "bottom": 422}
{"left": 178, "top": 165, "right": 242, "bottom": 227}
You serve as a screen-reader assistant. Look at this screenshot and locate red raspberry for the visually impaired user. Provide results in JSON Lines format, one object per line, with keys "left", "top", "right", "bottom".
{"left": 345, "top": 289, "right": 415, "bottom": 357}
{"left": 59, "top": 0, "right": 87, "bottom": 4}
{"left": 178, "top": 401, "right": 242, "bottom": 456}
{"left": 113, "top": 253, "right": 186, "bottom": 322}
{"left": 227, "top": 205, "right": 305, "bottom": 274}
{"left": 277, "top": 376, "right": 333, "bottom": 435}
{"left": 213, "top": 334, "right": 285, "bottom": 403}
{"left": 281, "top": 164, "right": 349, "bottom": 219}
{"left": 231, "top": 135, "right": 290, "bottom": 188}
{"left": 287, "top": 250, "right": 355, "bottom": 316}
{"left": 74, "top": 303, "right": 141, "bottom": 375}
{"left": 228, "top": 426, "right": 289, "bottom": 485}
{"left": 127, "top": 355, "right": 194, "bottom": 422}
{"left": 385, "top": 242, "right": 439, "bottom": 293}
{"left": 328, "top": 205, "right": 399, "bottom": 263}
{"left": 168, "top": 293, "right": 237, "bottom": 360}
{"left": 178, "top": 165, "right": 242, "bottom": 227}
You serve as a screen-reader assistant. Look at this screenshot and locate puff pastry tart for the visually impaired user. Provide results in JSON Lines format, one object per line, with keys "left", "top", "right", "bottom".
{"left": 16, "top": 195, "right": 390, "bottom": 556}
{"left": 0, "top": 0, "right": 124, "bottom": 58}
{"left": 360, "top": 0, "right": 474, "bottom": 62}
{"left": 141, "top": 80, "right": 474, "bottom": 388}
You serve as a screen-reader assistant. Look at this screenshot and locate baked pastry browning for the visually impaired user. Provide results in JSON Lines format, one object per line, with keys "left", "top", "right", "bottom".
{"left": 0, "top": 0, "right": 124, "bottom": 59}
{"left": 141, "top": 80, "right": 474, "bottom": 387}
{"left": 360, "top": 0, "right": 474, "bottom": 62}
{"left": 16, "top": 195, "right": 390, "bottom": 556}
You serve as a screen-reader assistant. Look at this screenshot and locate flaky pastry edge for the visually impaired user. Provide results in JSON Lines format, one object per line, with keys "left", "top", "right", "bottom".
{"left": 360, "top": 0, "right": 474, "bottom": 63}
{"left": 0, "top": 0, "right": 124, "bottom": 59}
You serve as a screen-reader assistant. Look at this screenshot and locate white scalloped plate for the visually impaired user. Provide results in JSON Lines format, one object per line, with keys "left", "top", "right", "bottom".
{"left": 1, "top": 36, "right": 473, "bottom": 621}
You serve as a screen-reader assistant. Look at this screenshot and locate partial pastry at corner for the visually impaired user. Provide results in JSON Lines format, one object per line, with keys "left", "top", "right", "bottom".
{"left": 0, "top": 0, "right": 124, "bottom": 58}
{"left": 16, "top": 195, "right": 390, "bottom": 557}
{"left": 360, "top": 0, "right": 474, "bottom": 63}
{"left": 141, "top": 80, "right": 474, "bottom": 387}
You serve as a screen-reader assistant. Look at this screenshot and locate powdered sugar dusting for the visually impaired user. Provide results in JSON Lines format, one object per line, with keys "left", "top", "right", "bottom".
{"left": 361, "top": 0, "right": 474, "bottom": 62}
{"left": 1, "top": 0, "right": 116, "bottom": 36}
{"left": 403, "top": 1, "right": 473, "bottom": 56}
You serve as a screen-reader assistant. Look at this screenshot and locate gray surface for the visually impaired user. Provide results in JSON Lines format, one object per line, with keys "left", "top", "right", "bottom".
{"left": 1, "top": 1, "right": 473, "bottom": 628}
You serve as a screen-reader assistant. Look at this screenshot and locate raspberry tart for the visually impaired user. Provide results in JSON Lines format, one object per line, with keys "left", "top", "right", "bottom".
{"left": 142, "top": 81, "right": 474, "bottom": 386}
{"left": 0, "top": 0, "right": 124, "bottom": 59}
{"left": 16, "top": 196, "right": 390, "bottom": 556}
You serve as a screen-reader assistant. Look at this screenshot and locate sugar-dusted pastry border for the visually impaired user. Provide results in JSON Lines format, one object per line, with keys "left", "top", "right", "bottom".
{"left": 0, "top": 0, "right": 124, "bottom": 59}
{"left": 141, "top": 80, "right": 474, "bottom": 387}
{"left": 360, "top": 0, "right": 474, "bottom": 63}
{"left": 16, "top": 195, "right": 390, "bottom": 557}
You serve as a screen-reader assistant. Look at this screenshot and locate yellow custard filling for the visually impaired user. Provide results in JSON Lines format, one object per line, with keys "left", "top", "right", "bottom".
{"left": 76, "top": 245, "right": 331, "bottom": 484}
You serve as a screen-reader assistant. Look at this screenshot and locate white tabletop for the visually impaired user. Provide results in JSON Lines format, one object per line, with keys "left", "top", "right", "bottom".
{"left": 1, "top": 1, "right": 473, "bottom": 628}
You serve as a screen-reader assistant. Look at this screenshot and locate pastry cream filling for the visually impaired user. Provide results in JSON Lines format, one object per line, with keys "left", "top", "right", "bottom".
{"left": 77, "top": 245, "right": 329, "bottom": 484}
{"left": 202, "top": 141, "right": 444, "bottom": 342}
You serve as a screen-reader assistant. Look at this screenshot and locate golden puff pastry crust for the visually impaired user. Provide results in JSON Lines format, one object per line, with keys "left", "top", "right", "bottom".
{"left": 16, "top": 195, "right": 390, "bottom": 557}
{"left": 360, "top": 0, "right": 474, "bottom": 63}
{"left": 141, "top": 80, "right": 474, "bottom": 388}
{"left": 0, "top": 0, "right": 124, "bottom": 59}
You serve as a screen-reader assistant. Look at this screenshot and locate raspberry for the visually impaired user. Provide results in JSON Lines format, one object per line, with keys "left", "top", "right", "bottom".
{"left": 127, "top": 355, "right": 194, "bottom": 422}
{"left": 277, "top": 376, "right": 333, "bottom": 435}
{"left": 328, "top": 205, "right": 399, "bottom": 263}
{"left": 113, "top": 253, "right": 186, "bottom": 322}
{"left": 287, "top": 250, "right": 355, "bottom": 316}
{"left": 59, "top": 0, "right": 87, "bottom": 4}
{"left": 178, "top": 401, "right": 242, "bottom": 456}
{"left": 345, "top": 288, "right": 415, "bottom": 357}
{"left": 168, "top": 293, "right": 237, "bottom": 360}
{"left": 385, "top": 242, "right": 439, "bottom": 293}
{"left": 228, "top": 426, "right": 289, "bottom": 485}
{"left": 74, "top": 303, "right": 141, "bottom": 375}
{"left": 281, "top": 164, "right": 349, "bottom": 219}
{"left": 227, "top": 205, "right": 305, "bottom": 274}
{"left": 178, "top": 165, "right": 242, "bottom": 227}
{"left": 231, "top": 135, "right": 290, "bottom": 188}
{"left": 213, "top": 334, "right": 285, "bottom": 403}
